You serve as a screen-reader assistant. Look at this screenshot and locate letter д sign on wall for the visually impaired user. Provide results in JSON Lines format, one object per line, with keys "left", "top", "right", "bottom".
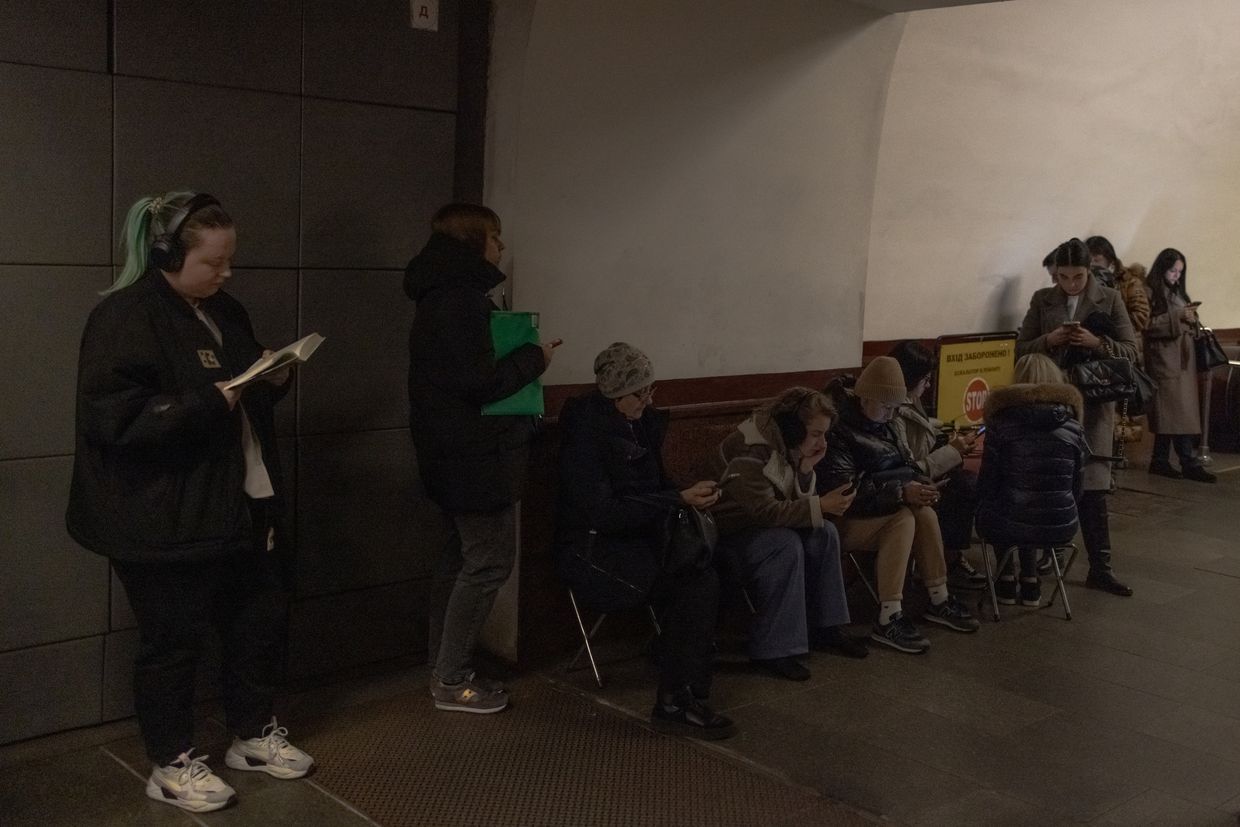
{"left": 411, "top": 0, "right": 439, "bottom": 31}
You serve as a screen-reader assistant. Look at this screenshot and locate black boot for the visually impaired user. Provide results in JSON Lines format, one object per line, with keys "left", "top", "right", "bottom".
{"left": 1085, "top": 550, "right": 1133, "bottom": 596}
{"left": 651, "top": 688, "right": 736, "bottom": 740}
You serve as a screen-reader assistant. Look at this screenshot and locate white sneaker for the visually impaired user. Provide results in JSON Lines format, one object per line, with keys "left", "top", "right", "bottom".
{"left": 146, "top": 751, "right": 237, "bottom": 812}
{"left": 224, "top": 717, "right": 315, "bottom": 779}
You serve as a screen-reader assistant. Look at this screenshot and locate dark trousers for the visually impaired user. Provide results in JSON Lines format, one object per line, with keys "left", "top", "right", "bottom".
{"left": 936, "top": 467, "right": 978, "bottom": 552}
{"left": 428, "top": 505, "right": 518, "bottom": 685}
{"left": 1077, "top": 490, "right": 1112, "bottom": 567}
{"left": 112, "top": 500, "right": 288, "bottom": 766}
{"left": 559, "top": 534, "right": 719, "bottom": 695}
{"left": 1152, "top": 434, "right": 1200, "bottom": 467}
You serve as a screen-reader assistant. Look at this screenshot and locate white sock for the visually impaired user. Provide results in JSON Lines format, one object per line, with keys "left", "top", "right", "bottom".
{"left": 879, "top": 600, "right": 902, "bottom": 625}
{"left": 928, "top": 584, "right": 949, "bottom": 606}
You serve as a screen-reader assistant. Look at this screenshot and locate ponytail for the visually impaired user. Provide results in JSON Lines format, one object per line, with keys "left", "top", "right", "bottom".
{"left": 104, "top": 196, "right": 159, "bottom": 295}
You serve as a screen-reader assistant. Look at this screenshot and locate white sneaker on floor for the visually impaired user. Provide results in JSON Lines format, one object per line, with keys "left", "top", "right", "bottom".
{"left": 224, "top": 717, "right": 316, "bottom": 779}
{"left": 146, "top": 751, "right": 237, "bottom": 812}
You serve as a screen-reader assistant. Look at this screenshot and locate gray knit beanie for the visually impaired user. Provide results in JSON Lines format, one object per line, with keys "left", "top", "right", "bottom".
{"left": 593, "top": 342, "right": 654, "bottom": 399}
{"left": 854, "top": 356, "right": 908, "bottom": 405}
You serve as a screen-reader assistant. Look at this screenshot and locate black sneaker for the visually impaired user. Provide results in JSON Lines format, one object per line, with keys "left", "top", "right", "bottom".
{"left": 1035, "top": 548, "right": 1067, "bottom": 577}
{"left": 812, "top": 626, "right": 869, "bottom": 659}
{"left": 1182, "top": 465, "right": 1217, "bottom": 484}
{"left": 948, "top": 557, "right": 988, "bottom": 591}
{"left": 752, "top": 656, "right": 811, "bottom": 681}
{"left": 924, "top": 595, "right": 981, "bottom": 632}
{"left": 1148, "top": 460, "right": 1182, "bottom": 479}
{"left": 995, "top": 576, "right": 1018, "bottom": 606}
{"left": 651, "top": 695, "right": 737, "bottom": 740}
{"left": 1019, "top": 578, "right": 1042, "bottom": 607}
{"left": 870, "top": 613, "right": 930, "bottom": 654}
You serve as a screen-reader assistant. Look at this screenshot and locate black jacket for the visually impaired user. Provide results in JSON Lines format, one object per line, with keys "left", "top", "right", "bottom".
{"left": 553, "top": 392, "right": 678, "bottom": 608}
{"left": 66, "top": 271, "right": 285, "bottom": 563}
{"left": 975, "top": 383, "right": 1086, "bottom": 547}
{"left": 405, "top": 233, "right": 546, "bottom": 513}
{"left": 814, "top": 377, "right": 922, "bottom": 517}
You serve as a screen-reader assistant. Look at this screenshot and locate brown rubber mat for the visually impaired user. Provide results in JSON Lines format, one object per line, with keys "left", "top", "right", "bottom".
{"left": 297, "top": 676, "right": 877, "bottom": 826}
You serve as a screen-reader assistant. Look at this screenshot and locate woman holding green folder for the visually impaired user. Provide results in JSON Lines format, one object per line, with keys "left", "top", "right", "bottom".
{"left": 406, "top": 203, "right": 558, "bottom": 714}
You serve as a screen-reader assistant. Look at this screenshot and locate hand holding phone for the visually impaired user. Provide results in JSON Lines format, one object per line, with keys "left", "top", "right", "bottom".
{"left": 843, "top": 470, "right": 867, "bottom": 495}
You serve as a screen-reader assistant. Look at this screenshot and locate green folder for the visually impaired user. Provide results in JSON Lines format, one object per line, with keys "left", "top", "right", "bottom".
{"left": 482, "top": 311, "right": 545, "bottom": 416}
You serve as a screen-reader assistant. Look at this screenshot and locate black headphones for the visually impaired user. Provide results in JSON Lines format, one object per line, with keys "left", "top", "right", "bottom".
{"left": 149, "top": 193, "right": 221, "bottom": 272}
{"left": 772, "top": 388, "right": 816, "bottom": 449}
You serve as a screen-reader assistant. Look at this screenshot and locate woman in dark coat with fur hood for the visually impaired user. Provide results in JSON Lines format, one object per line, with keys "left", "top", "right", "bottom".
{"left": 976, "top": 354, "right": 1086, "bottom": 607}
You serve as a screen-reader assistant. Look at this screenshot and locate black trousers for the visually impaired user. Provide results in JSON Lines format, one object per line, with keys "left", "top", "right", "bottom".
{"left": 1077, "top": 490, "right": 1111, "bottom": 565}
{"left": 936, "top": 467, "right": 978, "bottom": 552}
{"left": 112, "top": 499, "right": 289, "bottom": 766}
{"left": 559, "top": 536, "right": 719, "bottom": 695}
{"left": 1152, "top": 434, "right": 1200, "bottom": 467}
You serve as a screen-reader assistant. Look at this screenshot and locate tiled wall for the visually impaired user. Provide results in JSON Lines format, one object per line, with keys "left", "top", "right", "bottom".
{"left": 0, "top": 0, "right": 471, "bottom": 744}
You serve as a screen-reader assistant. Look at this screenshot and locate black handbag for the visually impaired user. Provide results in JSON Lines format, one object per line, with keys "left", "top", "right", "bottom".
{"left": 1194, "top": 327, "right": 1229, "bottom": 372}
{"left": 626, "top": 492, "right": 717, "bottom": 575}
{"left": 1066, "top": 344, "right": 1157, "bottom": 406}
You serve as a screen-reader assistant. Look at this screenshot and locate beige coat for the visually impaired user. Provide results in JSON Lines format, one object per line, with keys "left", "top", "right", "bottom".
{"left": 1016, "top": 275, "right": 1138, "bottom": 491}
{"left": 892, "top": 399, "right": 962, "bottom": 480}
{"left": 1142, "top": 293, "right": 1201, "bottom": 434}
{"left": 712, "top": 410, "right": 823, "bottom": 536}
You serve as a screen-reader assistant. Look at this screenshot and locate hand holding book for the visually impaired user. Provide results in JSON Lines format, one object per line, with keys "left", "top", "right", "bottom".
{"left": 224, "top": 333, "right": 325, "bottom": 391}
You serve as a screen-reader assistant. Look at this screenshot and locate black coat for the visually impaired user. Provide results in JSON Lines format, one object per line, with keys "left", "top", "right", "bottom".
{"left": 67, "top": 271, "right": 285, "bottom": 563}
{"left": 975, "top": 383, "right": 1086, "bottom": 547}
{"left": 554, "top": 391, "right": 675, "bottom": 611}
{"left": 405, "top": 233, "right": 546, "bottom": 513}
{"left": 815, "top": 378, "right": 922, "bottom": 517}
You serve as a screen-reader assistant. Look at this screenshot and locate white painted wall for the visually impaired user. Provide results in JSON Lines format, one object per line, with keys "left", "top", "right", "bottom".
{"left": 866, "top": 0, "right": 1240, "bottom": 340}
{"left": 487, "top": 0, "right": 906, "bottom": 383}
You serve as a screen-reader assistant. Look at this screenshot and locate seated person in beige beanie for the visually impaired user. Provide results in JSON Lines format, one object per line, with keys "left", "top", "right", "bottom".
{"left": 816, "top": 357, "right": 980, "bottom": 654}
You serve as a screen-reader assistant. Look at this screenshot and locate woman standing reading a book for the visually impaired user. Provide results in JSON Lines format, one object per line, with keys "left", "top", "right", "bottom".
{"left": 406, "top": 203, "right": 557, "bottom": 714}
{"left": 67, "top": 192, "right": 313, "bottom": 814}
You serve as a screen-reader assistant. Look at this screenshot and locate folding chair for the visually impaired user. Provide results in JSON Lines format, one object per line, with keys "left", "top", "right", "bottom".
{"left": 565, "top": 588, "right": 662, "bottom": 689}
{"left": 978, "top": 540, "right": 1078, "bottom": 622}
{"left": 846, "top": 551, "right": 881, "bottom": 605}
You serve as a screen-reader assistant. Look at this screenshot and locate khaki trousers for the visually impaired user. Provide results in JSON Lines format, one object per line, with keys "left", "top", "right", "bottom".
{"left": 837, "top": 505, "right": 947, "bottom": 601}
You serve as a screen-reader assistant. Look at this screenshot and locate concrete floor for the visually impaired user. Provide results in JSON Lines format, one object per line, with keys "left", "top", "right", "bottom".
{"left": 2, "top": 444, "right": 1239, "bottom": 825}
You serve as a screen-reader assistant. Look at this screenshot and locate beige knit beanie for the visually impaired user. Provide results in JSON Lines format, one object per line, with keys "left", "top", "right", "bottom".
{"left": 854, "top": 356, "right": 908, "bottom": 405}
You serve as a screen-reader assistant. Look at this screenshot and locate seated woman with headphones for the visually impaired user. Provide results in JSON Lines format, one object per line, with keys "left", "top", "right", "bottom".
{"left": 67, "top": 191, "right": 312, "bottom": 813}
{"left": 713, "top": 387, "right": 867, "bottom": 682}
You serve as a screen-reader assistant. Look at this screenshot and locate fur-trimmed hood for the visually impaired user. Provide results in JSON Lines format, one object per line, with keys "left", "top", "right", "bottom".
{"left": 984, "top": 382, "right": 1083, "bottom": 422}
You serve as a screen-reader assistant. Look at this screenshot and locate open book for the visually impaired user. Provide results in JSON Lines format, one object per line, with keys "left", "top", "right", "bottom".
{"left": 224, "top": 333, "right": 325, "bottom": 390}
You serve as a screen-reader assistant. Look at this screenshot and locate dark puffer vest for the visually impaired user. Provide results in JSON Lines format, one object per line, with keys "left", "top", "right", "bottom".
{"left": 975, "top": 383, "right": 1087, "bottom": 547}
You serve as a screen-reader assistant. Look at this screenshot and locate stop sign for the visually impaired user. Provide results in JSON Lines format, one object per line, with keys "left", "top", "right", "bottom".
{"left": 962, "top": 377, "right": 989, "bottom": 423}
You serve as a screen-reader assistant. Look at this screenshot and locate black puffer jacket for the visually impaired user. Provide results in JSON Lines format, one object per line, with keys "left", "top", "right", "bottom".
{"left": 405, "top": 233, "right": 546, "bottom": 513}
{"left": 815, "top": 377, "right": 922, "bottom": 517}
{"left": 67, "top": 270, "right": 286, "bottom": 563}
{"left": 975, "top": 383, "right": 1086, "bottom": 547}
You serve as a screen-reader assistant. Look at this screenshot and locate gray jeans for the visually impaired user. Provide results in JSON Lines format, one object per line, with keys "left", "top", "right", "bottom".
{"left": 428, "top": 505, "right": 517, "bottom": 684}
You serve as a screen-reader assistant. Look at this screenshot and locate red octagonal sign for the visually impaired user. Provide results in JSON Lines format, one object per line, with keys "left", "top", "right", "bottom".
{"left": 962, "top": 377, "right": 989, "bottom": 423}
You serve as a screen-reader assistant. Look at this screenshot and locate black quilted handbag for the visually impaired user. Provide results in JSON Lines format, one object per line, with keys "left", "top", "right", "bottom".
{"left": 1067, "top": 343, "right": 1156, "bottom": 406}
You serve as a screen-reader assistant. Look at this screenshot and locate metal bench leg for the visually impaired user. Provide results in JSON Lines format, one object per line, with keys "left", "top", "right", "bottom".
{"left": 567, "top": 590, "right": 606, "bottom": 688}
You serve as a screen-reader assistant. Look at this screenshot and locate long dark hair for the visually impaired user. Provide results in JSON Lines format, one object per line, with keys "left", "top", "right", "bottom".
{"left": 1146, "top": 247, "right": 1190, "bottom": 316}
{"left": 888, "top": 340, "right": 934, "bottom": 390}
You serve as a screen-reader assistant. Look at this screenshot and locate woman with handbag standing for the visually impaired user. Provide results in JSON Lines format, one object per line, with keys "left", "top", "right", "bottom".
{"left": 713, "top": 388, "right": 866, "bottom": 678}
{"left": 555, "top": 343, "right": 735, "bottom": 739}
{"left": 1143, "top": 248, "right": 1217, "bottom": 483}
{"left": 1017, "top": 238, "right": 1137, "bottom": 596}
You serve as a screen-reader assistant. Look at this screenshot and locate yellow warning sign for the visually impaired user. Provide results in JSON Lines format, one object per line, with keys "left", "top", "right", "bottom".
{"left": 935, "top": 336, "right": 1016, "bottom": 426}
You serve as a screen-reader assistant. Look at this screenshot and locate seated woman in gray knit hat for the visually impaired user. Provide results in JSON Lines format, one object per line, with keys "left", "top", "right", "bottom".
{"left": 555, "top": 342, "right": 735, "bottom": 740}
{"left": 816, "top": 357, "right": 980, "bottom": 654}
{"left": 713, "top": 388, "right": 869, "bottom": 681}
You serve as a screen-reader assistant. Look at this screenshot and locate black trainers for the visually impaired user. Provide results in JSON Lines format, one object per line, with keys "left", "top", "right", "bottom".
{"left": 924, "top": 595, "right": 981, "bottom": 632}
{"left": 1019, "top": 578, "right": 1042, "bottom": 607}
{"left": 1085, "top": 569, "right": 1133, "bottom": 597}
{"left": 1182, "top": 465, "right": 1217, "bottom": 484}
{"left": 995, "top": 576, "right": 1018, "bottom": 606}
{"left": 811, "top": 626, "right": 869, "bottom": 659}
{"left": 431, "top": 673, "right": 509, "bottom": 713}
{"left": 1148, "top": 460, "right": 1182, "bottom": 479}
{"left": 752, "top": 656, "right": 811, "bottom": 681}
{"left": 651, "top": 693, "right": 737, "bottom": 740}
{"left": 1035, "top": 548, "right": 1067, "bottom": 577}
{"left": 870, "top": 613, "right": 930, "bottom": 654}
{"left": 947, "top": 556, "right": 988, "bottom": 590}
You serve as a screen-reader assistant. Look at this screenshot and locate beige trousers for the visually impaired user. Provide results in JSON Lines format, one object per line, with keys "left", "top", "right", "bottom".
{"left": 837, "top": 506, "right": 948, "bottom": 601}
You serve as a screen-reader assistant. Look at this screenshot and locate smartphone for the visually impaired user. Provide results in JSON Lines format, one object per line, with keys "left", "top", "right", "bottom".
{"left": 716, "top": 472, "right": 741, "bottom": 487}
{"left": 1185, "top": 301, "right": 1202, "bottom": 308}
{"left": 975, "top": 425, "right": 987, "bottom": 435}
{"left": 843, "top": 471, "right": 867, "bottom": 495}
{"left": 934, "top": 478, "right": 951, "bottom": 489}
{"left": 548, "top": 338, "right": 564, "bottom": 348}
{"left": 1061, "top": 320, "right": 1082, "bottom": 328}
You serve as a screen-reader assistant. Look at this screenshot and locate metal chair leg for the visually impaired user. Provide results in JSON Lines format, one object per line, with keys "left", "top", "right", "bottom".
{"left": 646, "top": 604, "right": 663, "bottom": 638}
{"left": 567, "top": 590, "right": 605, "bottom": 688}
{"left": 847, "top": 552, "right": 880, "bottom": 605}
{"left": 1043, "top": 544, "right": 1075, "bottom": 621}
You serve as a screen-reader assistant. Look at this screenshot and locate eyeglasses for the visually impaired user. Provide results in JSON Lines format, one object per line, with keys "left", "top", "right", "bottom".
{"left": 628, "top": 384, "right": 656, "bottom": 402}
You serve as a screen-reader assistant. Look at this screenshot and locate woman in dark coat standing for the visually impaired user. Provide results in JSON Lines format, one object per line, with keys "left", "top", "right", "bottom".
{"left": 555, "top": 343, "right": 734, "bottom": 739}
{"left": 1142, "top": 248, "right": 1216, "bottom": 483}
{"left": 1016, "top": 238, "right": 1136, "bottom": 597}
{"left": 68, "top": 191, "right": 313, "bottom": 814}
{"left": 976, "top": 354, "right": 1086, "bottom": 606}
{"left": 406, "top": 203, "right": 555, "bottom": 714}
